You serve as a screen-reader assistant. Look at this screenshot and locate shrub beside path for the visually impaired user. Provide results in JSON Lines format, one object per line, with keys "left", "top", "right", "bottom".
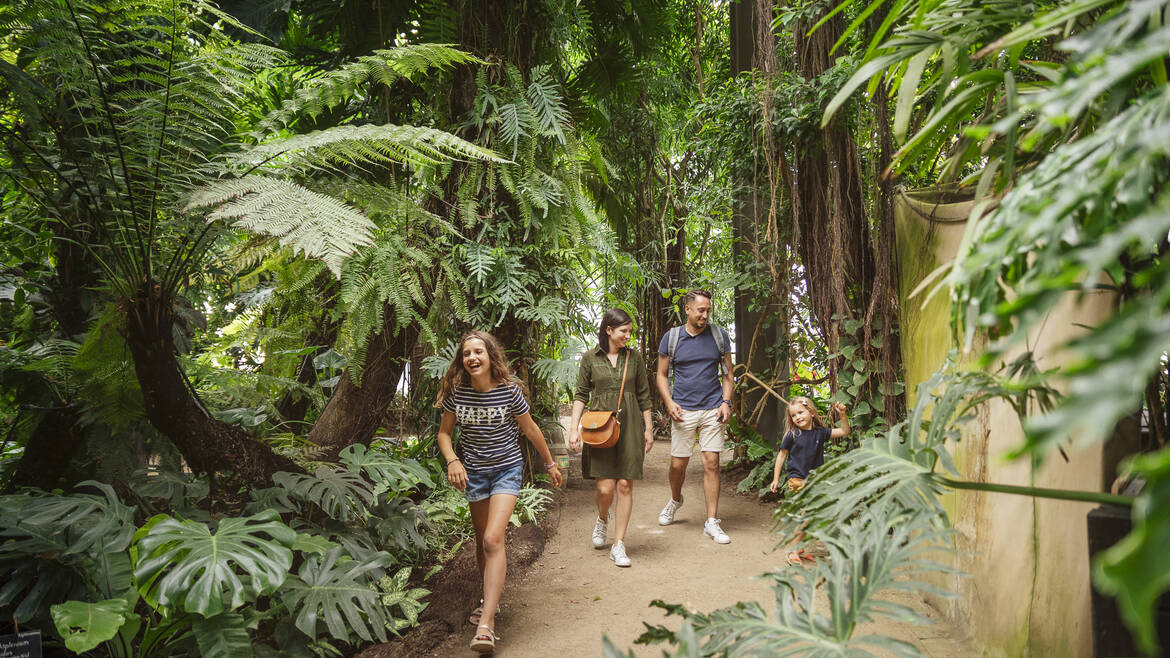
{"left": 426, "top": 438, "right": 970, "bottom": 656}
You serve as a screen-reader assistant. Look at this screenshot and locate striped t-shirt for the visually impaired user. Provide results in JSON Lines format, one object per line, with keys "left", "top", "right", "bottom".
{"left": 441, "top": 381, "right": 530, "bottom": 471}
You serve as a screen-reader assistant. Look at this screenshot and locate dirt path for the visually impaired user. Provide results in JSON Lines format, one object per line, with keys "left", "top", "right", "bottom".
{"left": 427, "top": 439, "right": 971, "bottom": 656}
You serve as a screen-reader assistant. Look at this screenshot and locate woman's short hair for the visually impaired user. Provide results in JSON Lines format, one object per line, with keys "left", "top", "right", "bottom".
{"left": 598, "top": 308, "right": 634, "bottom": 351}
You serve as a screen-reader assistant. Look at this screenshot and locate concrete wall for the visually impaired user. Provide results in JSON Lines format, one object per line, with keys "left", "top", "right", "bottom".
{"left": 895, "top": 188, "right": 1118, "bottom": 656}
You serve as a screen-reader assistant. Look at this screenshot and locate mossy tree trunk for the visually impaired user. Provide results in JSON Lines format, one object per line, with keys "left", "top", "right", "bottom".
{"left": 124, "top": 281, "right": 299, "bottom": 488}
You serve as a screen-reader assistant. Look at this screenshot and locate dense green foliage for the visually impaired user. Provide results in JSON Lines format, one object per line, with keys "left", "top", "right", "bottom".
{"left": 623, "top": 0, "right": 1170, "bottom": 655}
{"left": 2, "top": 0, "right": 1167, "bottom": 654}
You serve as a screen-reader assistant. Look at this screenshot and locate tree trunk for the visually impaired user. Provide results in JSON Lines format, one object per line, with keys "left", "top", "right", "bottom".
{"left": 7, "top": 403, "right": 84, "bottom": 491}
{"left": 9, "top": 224, "right": 97, "bottom": 489}
{"left": 730, "top": 0, "right": 783, "bottom": 438}
{"left": 791, "top": 12, "right": 877, "bottom": 380}
{"left": 124, "top": 282, "right": 298, "bottom": 487}
{"left": 307, "top": 312, "right": 417, "bottom": 461}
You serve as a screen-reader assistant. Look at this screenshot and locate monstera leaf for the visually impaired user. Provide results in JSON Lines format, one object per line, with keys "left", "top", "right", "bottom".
{"left": 132, "top": 510, "right": 295, "bottom": 617}
{"left": 282, "top": 547, "right": 394, "bottom": 643}
{"left": 273, "top": 466, "right": 377, "bottom": 522}
{"left": 0, "top": 482, "right": 136, "bottom": 622}
{"left": 338, "top": 444, "right": 433, "bottom": 495}
{"left": 51, "top": 598, "right": 132, "bottom": 654}
{"left": 0, "top": 481, "right": 136, "bottom": 557}
{"left": 193, "top": 611, "right": 253, "bottom": 658}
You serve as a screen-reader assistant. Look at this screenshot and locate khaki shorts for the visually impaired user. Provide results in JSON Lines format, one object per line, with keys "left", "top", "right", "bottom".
{"left": 669, "top": 408, "right": 726, "bottom": 457}
{"left": 787, "top": 477, "right": 806, "bottom": 494}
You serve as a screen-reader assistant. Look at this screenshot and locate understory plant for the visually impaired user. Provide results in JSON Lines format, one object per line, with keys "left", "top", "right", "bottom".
{"left": 0, "top": 442, "right": 439, "bottom": 657}
{"left": 615, "top": 507, "right": 957, "bottom": 657}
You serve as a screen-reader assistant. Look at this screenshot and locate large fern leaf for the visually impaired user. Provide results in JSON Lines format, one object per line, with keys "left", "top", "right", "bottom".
{"left": 186, "top": 176, "right": 375, "bottom": 275}
{"left": 236, "top": 123, "right": 505, "bottom": 172}
{"left": 257, "top": 44, "right": 480, "bottom": 133}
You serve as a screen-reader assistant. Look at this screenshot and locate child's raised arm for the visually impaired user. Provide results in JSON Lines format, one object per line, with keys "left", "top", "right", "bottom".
{"left": 830, "top": 402, "right": 850, "bottom": 439}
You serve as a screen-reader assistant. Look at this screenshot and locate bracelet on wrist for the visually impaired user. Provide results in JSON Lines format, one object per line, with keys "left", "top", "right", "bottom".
{"left": 446, "top": 457, "right": 460, "bottom": 467}
{"left": 544, "top": 462, "right": 557, "bottom": 470}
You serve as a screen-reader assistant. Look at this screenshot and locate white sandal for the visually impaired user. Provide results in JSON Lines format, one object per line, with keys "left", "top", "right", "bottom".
{"left": 470, "top": 623, "right": 497, "bottom": 653}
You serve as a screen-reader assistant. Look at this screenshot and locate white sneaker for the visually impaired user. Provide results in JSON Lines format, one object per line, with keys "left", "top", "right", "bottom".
{"left": 609, "top": 540, "right": 631, "bottom": 567}
{"left": 704, "top": 518, "right": 731, "bottom": 544}
{"left": 658, "top": 495, "right": 683, "bottom": 526}
{"left": 591, "top": 516, "right": 608, "bottom": 549}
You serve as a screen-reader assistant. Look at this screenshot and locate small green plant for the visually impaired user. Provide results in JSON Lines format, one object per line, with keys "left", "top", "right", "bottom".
{"left": 511, "top": 484, "right": 554, "bottom": 526}
{"left": 725, "top": 418, "right": 777, "bottom": 497}
{"left": 0, "top": 442, "right": 440, "bottom": 656}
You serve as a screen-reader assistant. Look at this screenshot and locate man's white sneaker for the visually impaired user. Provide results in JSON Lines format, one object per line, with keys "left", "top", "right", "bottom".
{"left": 703, "top": 518, "right": 731, "bottom": 544}
{"left": 658, "top": 496, "right": 683, "bottom": 526}
{"left": 591, "top": 516, "right": 608, "bottom": 549}
{"left": 609, "top": 540, "right": 631, "bottom": 567}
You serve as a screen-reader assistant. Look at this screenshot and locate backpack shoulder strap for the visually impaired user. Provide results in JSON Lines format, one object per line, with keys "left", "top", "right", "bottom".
{"left": 667, "top": 325, "right": 683, "bottom": 361}
{"left": 710, "top": 324, "right": 729, "bottom": 355}
{"left": 666, "top": 325, "right": 683, "bottom": 379}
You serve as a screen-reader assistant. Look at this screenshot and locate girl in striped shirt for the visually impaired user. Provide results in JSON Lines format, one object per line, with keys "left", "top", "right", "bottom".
{"left": 436, "top": 330, "right": 562, "bottom": 653}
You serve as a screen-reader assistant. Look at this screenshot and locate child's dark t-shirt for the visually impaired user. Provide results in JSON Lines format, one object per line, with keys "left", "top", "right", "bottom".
{"left": 779, "top": 427, "right": 831, "bottom": 479}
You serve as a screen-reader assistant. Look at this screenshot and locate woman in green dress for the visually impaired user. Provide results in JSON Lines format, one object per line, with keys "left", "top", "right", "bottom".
{"left": 567, "top": 308, "right": 653, "bottom": 567}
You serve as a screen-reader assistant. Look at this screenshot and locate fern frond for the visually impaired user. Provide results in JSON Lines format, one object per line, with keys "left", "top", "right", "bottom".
{"left": 234, "top": 124, "right": 505, "bottom": 175}
{"left": 526, "top": 65, "right": 570, "bottom": 144}
{"left": 256, "top": 45, "right": 480, "bottom": 134}
{"left": 187, "top": 176, "right": 376, "bottom": 275}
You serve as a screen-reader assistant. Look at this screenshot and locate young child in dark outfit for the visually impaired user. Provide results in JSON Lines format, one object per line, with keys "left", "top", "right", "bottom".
{"left": 768, "top": 396, "right": 849, "bottom": 564}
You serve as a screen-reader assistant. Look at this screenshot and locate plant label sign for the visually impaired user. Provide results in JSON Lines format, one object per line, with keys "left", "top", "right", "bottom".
{"left": 0, "top": 631, "right": 41, "bottom": 658}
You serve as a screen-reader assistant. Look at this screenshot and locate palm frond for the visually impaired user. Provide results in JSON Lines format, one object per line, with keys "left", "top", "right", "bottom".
{"left": 636, "top": 508, "right": 957, "bottom": 657}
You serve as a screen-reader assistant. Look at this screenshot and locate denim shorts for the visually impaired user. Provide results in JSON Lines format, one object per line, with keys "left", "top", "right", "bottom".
{"left": 465, "top": 462, "right": 523, "bottom": 503}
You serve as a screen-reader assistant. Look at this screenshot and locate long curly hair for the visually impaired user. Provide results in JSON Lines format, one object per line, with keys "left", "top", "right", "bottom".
{"left": 783, "top": 396, "right": 827, "bottom": 435}
{"left": 435, "top": 331, "right": 516, "bottom": 407}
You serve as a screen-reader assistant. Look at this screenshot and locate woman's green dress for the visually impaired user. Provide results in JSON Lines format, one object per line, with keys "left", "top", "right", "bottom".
{"left": 574, "top": 346, "right": 653, "bottom": 479}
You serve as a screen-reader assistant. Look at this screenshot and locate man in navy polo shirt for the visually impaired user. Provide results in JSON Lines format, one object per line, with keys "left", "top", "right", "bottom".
{"left": 655, "top": 290, "right": 735, "bottom": 544}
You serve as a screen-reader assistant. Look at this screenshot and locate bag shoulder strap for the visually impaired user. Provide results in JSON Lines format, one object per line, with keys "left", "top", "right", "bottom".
{"left": 615, "top": 349, "right": 630, "bottom": 413}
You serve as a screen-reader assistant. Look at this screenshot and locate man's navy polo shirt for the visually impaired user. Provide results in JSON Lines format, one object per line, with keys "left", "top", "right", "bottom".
{"left": 658, "top": 325, "right": 727, "bottom": 411}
